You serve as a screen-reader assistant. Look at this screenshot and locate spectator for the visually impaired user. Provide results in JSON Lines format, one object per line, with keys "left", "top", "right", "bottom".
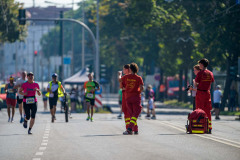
{"left": 70, "top": 87, "right": 77, "bottom": 112}
{"left": 145, "top": 85, "right": 156, "bottom": 120}
{"left": 213, "top": 85, "right": 222, "bottom": 120}
{"left": 229, "top": 80, "right": 237, "bottom": 112}
{"left": 118, "top": 89, "right": 123, "bottom": 119}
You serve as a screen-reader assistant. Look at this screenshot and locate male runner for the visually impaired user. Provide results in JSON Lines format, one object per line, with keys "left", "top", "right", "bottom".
{"left": 45, "top": 73, "right": 65, "bottom": 123}
{"left": 19, "top": 72, "right": 41, "bottom": 134}
{"left": 84, "top": 73, "right": 100, "bottom": 122}
{"left": 194, "top": 58, "right": 214, "bottom": 133}
{"left": 5, "top": 76, "right": 17, "bottom": 122}
{"left": 121, "top": 63, "right": 144, "bottom": 135}
{"left": 16, "top": 71, "right": 27, "bottom": 123}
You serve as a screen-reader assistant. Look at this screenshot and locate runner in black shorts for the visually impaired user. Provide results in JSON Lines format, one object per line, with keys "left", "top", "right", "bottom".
{"left": 19, "top": 72, "right": 41, "bottom": 134}
{"left": 83, "top": 73, "right": 100, "bottom": 122}
{"left": 45, "top": 73, "right": 65, "bottom": 123}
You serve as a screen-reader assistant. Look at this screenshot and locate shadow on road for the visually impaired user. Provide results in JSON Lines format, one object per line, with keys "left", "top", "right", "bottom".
{"left": 157, "top": 133, "right": 186, "bottom": 136}
{"left": 0, "top": 133, "right": 26, "bottom": 136}
{"left": 82, "top": 134, "right": 122, "bottom": 137}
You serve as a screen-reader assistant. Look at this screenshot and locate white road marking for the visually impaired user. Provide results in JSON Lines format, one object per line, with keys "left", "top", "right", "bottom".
{"left": 32, "top": 158, "right": 41, "bottom": 160}
{"left": 43, "top": 136, "right": 48, "bottom": 139}
{"left": 42, "top": 140, "right": 48, "bottom": 143}
{"left": 35, "top": 152, "right": 43, "bottom": 156}
{"left": 41, "top": 143, "right": 48, "bottom": 146}
{"left": 39, "top": 147, "right": 46, "bottom": 151}
{"left": 159, "top": 121, "right": 240, "bottom": 149}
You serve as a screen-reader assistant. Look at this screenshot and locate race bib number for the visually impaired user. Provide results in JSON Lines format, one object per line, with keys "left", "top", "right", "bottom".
{"left": 26, "top": 97, "right": 35, "bottom": 104}
{"left": 8, "top": 89, "right": 14, "bottom": 93}
{"left": 86, "top": 93, "right": 93, "bottom": 98}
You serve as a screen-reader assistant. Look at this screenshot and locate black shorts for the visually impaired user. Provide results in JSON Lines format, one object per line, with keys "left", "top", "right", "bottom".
{"left": 214, "top": 103, "right": 220, "bottom": 109}
{"left": 43, "top": 97, "right": 48, "bottom": 101}
{"left": 49, "top": 97, "right": 58, "bottom": 109}
{"left": 17, "top": 96, "right": 23, "bottom": 104}
{"left": 71, "top": 98, "right": 76, "bottom": 103}
{"left": 119, "top": 100, "right": 122, "bottom": 105}
{"left": 85, "top": 98, "right": 95, "bottom": 106}
{"left": 23, "top": 102, "right": 37, "bottom": 119}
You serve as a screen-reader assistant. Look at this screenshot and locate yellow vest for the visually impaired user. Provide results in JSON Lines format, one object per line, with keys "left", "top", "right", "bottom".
{"left": 45, "top": 81, "right": 64, "bottom": 97}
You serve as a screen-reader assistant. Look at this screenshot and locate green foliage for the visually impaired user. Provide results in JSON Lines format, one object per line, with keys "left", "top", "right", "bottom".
{"left": 0, "top": 0, "right": 27, "bottom": 43}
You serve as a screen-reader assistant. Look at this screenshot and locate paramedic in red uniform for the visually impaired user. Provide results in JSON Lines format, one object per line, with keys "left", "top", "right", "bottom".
{"left": 122, "top": 63, "right": 144, "bottom": 135}
{"left": 194, "top": 58, "right": 214, "bottom": 133}
{"left": 118, "top": 64, "right": 131, "bottom": 132}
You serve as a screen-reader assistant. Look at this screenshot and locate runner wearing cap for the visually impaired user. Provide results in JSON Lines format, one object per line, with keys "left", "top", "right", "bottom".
{"left": 19, "top": 72, "right": 41, "bottom": 134}
{"left": 45, "top": 73, "right": 65, "bottom": 123}
{"left": 16, "top": 71, "right": 27, "bottom": 123}
{"left": 5, "top": 76, "right": 17, "bottom": 122}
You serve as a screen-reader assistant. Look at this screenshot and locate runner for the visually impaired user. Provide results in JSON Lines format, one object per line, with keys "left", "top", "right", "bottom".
{"left": 19, "top": 72, "right": 41, "bottom": 134}
{"left": 45, "top": 73, "right": 65, "bottom": 123}
{"left": 16, "top": 71, "right": 27, "bottom": 123}
{"left": 121, "top": 63, "right": 144, "bottom": 135}
{"left": 83, "top": 73, "right": 100, "bottom": 122}
{"left": 5, "top": 76, "right": 17, "bottom": 122}
{"left": 42, "top": 88, "right": 48, "bottom": 111}
{"left": 118, "top": 64, "right": 131, "bottom": 132}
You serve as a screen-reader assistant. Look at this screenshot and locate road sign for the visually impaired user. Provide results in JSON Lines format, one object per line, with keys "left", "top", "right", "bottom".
{"left": 63, "top": 57, "right": 71, "bottom": 65}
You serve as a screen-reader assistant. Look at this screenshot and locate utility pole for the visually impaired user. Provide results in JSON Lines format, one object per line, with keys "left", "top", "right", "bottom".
{"left": 96, "top": 0, "right": 100, "bottom": 81}
{"left": 33, "top": 31, "right": 35, "bottom": 73}
{"left": 71, "top": 0, "right": 74, "bottom": 75}
{"left": 82, "top": 1, "right": 85, "bottom": 69}
{"left": 59, "top": 11, "right": 64, "bottom": 81}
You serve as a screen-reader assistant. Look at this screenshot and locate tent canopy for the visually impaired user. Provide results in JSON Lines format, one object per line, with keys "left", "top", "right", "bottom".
{"left": 63, "top": 68, "right": 89, "bottom": 85}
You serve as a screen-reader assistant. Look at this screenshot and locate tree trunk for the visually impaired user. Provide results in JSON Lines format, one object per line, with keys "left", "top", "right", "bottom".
{"left": 178, "top": 69, "right": 183, "bottom": 102}
{"left": 221, "top": 59, "right": 232, "bottom": 111}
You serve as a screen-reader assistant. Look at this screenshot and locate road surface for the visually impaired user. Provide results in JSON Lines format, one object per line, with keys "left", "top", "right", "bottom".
{"left": 0, "top": 99, "right": 240, "bottom": 160}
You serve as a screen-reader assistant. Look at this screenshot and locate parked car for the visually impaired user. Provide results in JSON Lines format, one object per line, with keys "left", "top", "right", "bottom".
{"left": 0, "top": 84, "right": 7, "bottom": 108}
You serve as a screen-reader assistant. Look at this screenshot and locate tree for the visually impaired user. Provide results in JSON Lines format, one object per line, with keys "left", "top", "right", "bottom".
{"left": 0, "top": 0, "right": 27, "bottom": 43}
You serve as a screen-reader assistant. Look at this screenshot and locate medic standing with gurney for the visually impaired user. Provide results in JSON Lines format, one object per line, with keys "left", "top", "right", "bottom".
{"left": 191, "top": 58, "right": 214, "bottom": 133}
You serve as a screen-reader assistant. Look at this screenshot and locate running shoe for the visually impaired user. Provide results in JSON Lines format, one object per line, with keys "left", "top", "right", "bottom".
{"left": 86, "top": 116, "right": 90, "bottom": 121}
{"left": 90, "top": 118, "right": 94, "bottom": 122}
{"left": 20, "top": 117, "right": 24, "bottom": 123}
{"left": 123, "top": 130, "right": 133, "bottom": 135}
{"left": 51, "top": 116, "right": 54, "bottom": 123}
{"left": 134, "top": 131, "right": 139, "bottom": 135}
{"left": 151, "top": 116, "right": 156, "bottom": 120}
{"left": 23, "top": 120, "right": 27, "bottom": 128}
{"left": 117, "top": 114, "right": 122, "bottom": 119}
{"left": 145, "top": 115, "right": 151, "bottom": 120}
{"left": 11, "top": 118, "right": 14, "bottom": 123}
{"left": 28, "top": 130, "right": 32, "bottom": 135}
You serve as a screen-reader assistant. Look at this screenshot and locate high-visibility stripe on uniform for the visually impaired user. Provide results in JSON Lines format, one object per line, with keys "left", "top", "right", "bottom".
{"left": 125, "top": 118, "right": 130, "bottom": 121}
{"left": 192, "top": 130, "right": 204, "bottom": 134}
{"left": 132, "top": 117, "right": 137, "bottom": 120}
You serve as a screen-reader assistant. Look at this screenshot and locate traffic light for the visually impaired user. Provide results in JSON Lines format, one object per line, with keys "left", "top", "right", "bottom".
{"left": 100, "top": 64, "right": 106, "bottom": 79}
{"left": 18, "top": 9, "right": 26, "bottom": 25}
{"left": 86, "top": 64, "right": 93, "bottom": 74}
{"left": 34, "top": 51, "right": 38, "bottom": 56}
{"left": 229, "top": 65, "right": 237, "bottom": 78}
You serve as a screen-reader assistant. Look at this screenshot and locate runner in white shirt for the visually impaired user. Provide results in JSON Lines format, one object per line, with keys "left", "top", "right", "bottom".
{"left": 16, "top": 71, "right": 27, "bottom": 123}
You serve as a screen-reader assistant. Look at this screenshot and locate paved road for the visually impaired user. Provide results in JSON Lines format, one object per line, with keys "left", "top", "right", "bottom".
{"left": 0, "top": 99, "right": 240, "bottom": 160}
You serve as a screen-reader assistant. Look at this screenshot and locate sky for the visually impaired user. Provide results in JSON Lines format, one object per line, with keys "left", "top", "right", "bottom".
{"left": 15, "top": 0, "right": 83, "bottom": 10}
